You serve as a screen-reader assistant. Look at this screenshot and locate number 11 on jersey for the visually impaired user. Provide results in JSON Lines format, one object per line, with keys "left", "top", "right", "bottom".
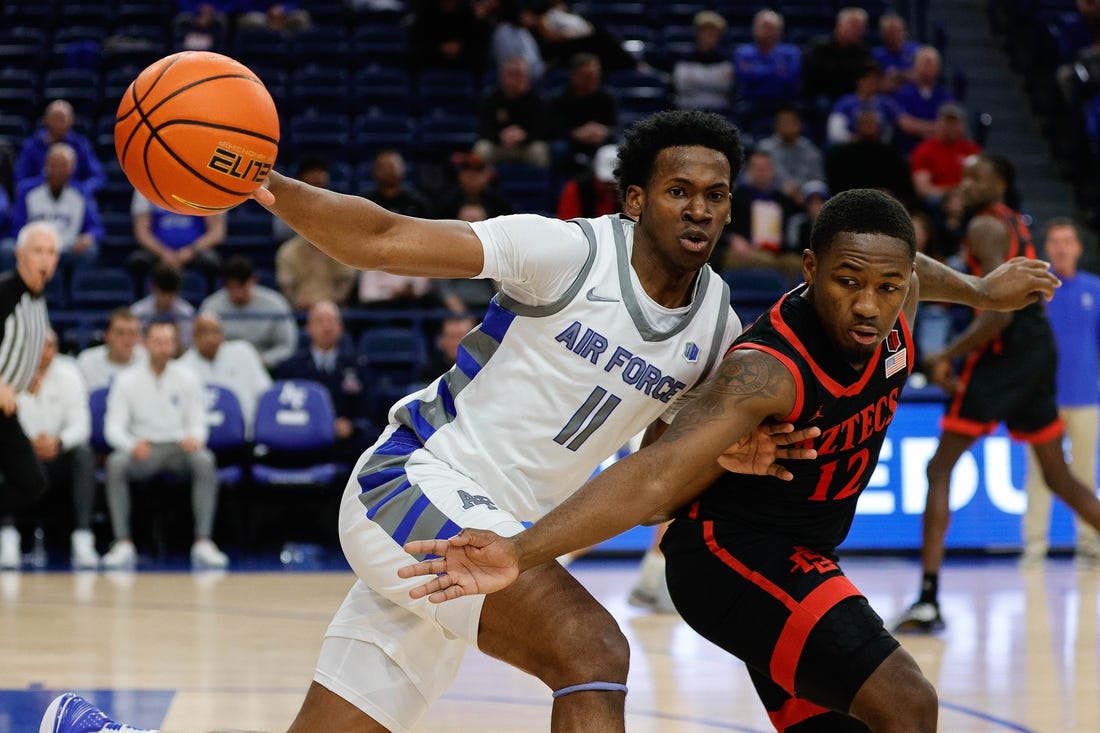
{"left": 555, "top": 386, "right": 622, "bottom": 451}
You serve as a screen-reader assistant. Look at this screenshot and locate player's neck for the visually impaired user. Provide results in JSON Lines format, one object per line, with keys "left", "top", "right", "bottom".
{"left": 629, "top": 247, "right": 697, "bottom": 308}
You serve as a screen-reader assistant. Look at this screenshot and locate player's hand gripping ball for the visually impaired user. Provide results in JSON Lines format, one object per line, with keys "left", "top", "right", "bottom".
{"left": 115, "top": 51, "right": 279, "bottom": 215}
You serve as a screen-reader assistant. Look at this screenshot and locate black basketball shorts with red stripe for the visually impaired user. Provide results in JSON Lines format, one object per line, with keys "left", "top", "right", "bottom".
{"left": 662, "top": 518, "right": 899, "bottom": 732}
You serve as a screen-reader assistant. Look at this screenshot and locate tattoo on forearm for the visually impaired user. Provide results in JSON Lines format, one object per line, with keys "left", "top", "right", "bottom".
{"left": 661, "top": 354, "right": 786, "bottom": 442}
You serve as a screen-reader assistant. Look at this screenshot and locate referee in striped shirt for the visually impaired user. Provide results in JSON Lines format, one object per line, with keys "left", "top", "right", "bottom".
{"left": 0, "top": 221, "right": 59, "bottom": 568}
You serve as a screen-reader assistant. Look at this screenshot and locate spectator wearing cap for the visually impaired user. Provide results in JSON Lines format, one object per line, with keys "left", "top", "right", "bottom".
{"left": 671, "top": 11, "right": 734, "bottom": 113}
{"left": 755, "top": 105, "right": 824, "bottom": 205}
{"left": 439, "top": 152, "right": 515, "bottom": 220}
{"left": 733, "top": 10, "right": 802, "bottom": 126}
{"left": 893, "top": 46, "right": 955, "bottom": 153}
{"left": 909, "top": 103, "right": 981, "bottom": 205}
{"left": 826, "top": 62, "right": 900, "bottom": 146}
{"left": 361, "top": 149, "right": 433, "bottom": 219}
{"left": 473, "top": 56, "right": 550, "bottom": 168}
{"left": 723, "top": 150, "right": 802, "bottom": 278}
{"left": 785, "top": 181, "right": 829, "bottom": 253}
{"left": 130, "top": 263, "right": 196, "bottom": 350}
{"left": 556, "top": 144, "right": 621, "bottom": 220}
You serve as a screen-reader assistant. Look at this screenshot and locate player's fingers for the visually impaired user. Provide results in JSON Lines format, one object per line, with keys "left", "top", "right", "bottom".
{"left": 769, "top": 464, "right": 795, "bottom": 481}
{"left": 251, "top": 185, "right": 275, "bottom": 206}
{"left": 408, "top": 572, "right": 457, "bottom": 600}
{"left": 402, "top": 539, "right": 449, "bottom": 557}
{"left": 773, "top": 426, "right": 821, "bottom": 444}
{"left": 775, "top": 446, "right": 817, "bottom": 461}
{"left": 397, "top": 558, "right": 445, "bottom": 579}
{"left": 428, "top": 586, "right": 467, "bottom": 604}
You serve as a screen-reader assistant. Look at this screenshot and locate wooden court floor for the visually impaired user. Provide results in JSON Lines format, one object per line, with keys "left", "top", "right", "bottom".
{"left": 1, "top": 557, "right": 1097, "bottom": 732}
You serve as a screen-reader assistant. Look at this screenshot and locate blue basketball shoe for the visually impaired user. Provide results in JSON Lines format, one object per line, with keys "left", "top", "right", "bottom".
{"left": 40, "top": 693, "right": 158, "bottom": 733}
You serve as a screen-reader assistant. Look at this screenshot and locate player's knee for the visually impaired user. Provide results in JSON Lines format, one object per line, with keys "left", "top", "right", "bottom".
{"left": 861, "top": 673, "right": 937, "bottom": 732}
{"left": 547, "top": 613, "right": 630, "bottom": 686}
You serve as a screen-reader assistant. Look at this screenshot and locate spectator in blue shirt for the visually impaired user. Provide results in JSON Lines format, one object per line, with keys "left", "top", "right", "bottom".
{"left": 14, "top": 100, "right": 105, "bottom": 195}
{"left": 1021, "top": 218, "right": 1100, "bottom": 566}
{"left": 128, "top": 190, "right": 225, "bottom": 288}
{"left": 873, "top": 13, "right": 921, "bottom": 92}
{"left": 826, "top": 63, "right": 901, "bottom": 146}
{"left": 733, "top": 9, "right": 802, "bottom": 129}
{"left": 894, "top": 46, "right": 955, "bottom": 153}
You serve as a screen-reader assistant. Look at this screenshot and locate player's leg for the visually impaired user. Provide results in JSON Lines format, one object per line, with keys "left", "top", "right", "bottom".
{"left": 1029, "top": 433, "right": 1100, "bottom": 532}
{"left": 746, "top": 667, "right": 871, "bottom": 732}
{"left": 1063, "top": 405, "right": 1100, "bottom": 561}
{"left": 846, "top": 647, "right": 938, "bottom": 732}
{"left": 477, "top": 560, "right": 629, "bottom": 733}
{"left": 894, "top": 430, "right": 975, "bottom": 632}
{"left": 1021, "top": 445, "right": 1053, "bottom": 565}
{"left": 627, "top": 521, "right": 675, "bottom": 613}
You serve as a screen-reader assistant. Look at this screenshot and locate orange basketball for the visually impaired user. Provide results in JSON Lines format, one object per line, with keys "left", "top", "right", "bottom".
{"left": 115, "top": 51, "right": 279, "bottom": 216}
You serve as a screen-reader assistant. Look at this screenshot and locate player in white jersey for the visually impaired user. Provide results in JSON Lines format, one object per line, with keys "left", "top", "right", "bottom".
{"left": 40, "top": 111, "right": 822, "bottom": 733}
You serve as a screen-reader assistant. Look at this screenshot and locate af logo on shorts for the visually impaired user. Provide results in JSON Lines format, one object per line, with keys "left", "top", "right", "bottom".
{"left": 458, "top": 490, "right": 498, "bottom": 511}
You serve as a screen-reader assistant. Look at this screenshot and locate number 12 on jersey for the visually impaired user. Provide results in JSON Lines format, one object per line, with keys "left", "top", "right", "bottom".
{"left": 555, "top": 386, "right": 622, "bottom": 451}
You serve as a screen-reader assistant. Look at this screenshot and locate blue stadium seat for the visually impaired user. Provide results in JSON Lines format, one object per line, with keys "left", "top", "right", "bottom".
{"left": 180, "top": 270, "right": 209, "bottom": 308}
{"left": 290, "top": 66, "right": 352, "bottom": 115}
{"left": 289, "top": 112, "right": 352, "bottom": 159}
{"left": 352, "top": 66, "right": 414, "bottom": 115}
{"left": 114, "top": 1, "right": 172, "bottom": 29}
{"left": 494, "top": 163, "right": 554, "bottom": 216}
{"left": 418, "top": 111, "right": 478, "bottom": 155}
{"left": 352, "top": 112, "right": 418, "bottom": 157}
{"left": 358, "top": 327, "right": 427, "bottom": 383}
{"left": 232, "top": 27, "right": 290, "bottom": 71}
{"left": 88, "top": 387, "right": 110, "bottom": 454}
{"left": 722, "top": 267, "right": 791, "bottom": 306}
{"left": 0, "top": 45, "right": 47, "bottom": 75}
{"left": 57, "top": 0, "right": 114, "bottom": 30}
{"left": 251, "top": 380, "right": 343, "bottom": 487}
{"left": 352, "top": 24, "right": 409, "bottom": 66}
{"left": 290, "top": 27, "right": 351, "bottom": 71}
{"left": 203, "top": 385, "right": 247, "bottom": 486}
{"left": 416, "top": 70, "right": 477, "bottom": 116}
{"left": 69, "top": 267, "right": 135, "bottom": 309}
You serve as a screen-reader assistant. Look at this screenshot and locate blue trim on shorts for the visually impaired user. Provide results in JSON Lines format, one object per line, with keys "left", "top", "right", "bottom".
{"left": 392, "top": 493, "right": 431, "bottom": 546}
{"left": 365, "top": 480, "right": 411, "bottom": 520}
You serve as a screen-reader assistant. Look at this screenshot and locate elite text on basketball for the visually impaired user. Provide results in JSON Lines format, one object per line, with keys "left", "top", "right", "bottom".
{"left": 207, "top": 145, "right": 273, "bottom": 184}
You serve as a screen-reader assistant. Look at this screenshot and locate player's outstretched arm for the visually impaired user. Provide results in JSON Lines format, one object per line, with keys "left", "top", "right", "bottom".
{"left": 252, "top": 170, "right": 485, "bottom": 277}
{"left": 401, "top": 349, "right": 801, "bottom": 603}
{"left": 914, "top": 252, "right": 1059, "bottom": 310}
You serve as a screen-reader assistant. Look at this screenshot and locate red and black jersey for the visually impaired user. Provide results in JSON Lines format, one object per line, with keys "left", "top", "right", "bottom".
{"left": 678, "top": 286, "right": 913, "bottom": 551}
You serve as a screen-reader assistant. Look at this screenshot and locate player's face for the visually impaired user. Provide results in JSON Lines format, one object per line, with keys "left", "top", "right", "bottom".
{"left": 804, "top": 233, "right": 913, "bottom": 369}
{"left": 630, "top": 145, "right": 731, "bottom": 272}
{"left": 958, "top": 157, "right": 1001, "bottom": 211}
{"left": 1044, "top": 224, "right": 1082, "bottom": 275}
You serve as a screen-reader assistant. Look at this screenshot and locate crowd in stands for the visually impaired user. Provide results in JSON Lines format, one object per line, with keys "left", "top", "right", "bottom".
{"left": 1, "top": 0, "right": 1094, "bottom": 568}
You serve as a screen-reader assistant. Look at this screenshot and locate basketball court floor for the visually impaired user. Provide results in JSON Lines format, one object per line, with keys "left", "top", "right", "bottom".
{"left": 2, "top": 555, "right": 1097, "bottom": 732}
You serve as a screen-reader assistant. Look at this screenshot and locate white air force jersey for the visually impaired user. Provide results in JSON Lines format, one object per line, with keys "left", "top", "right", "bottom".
{"left": 388, "top": 214, "right": 741, "bottom": 520}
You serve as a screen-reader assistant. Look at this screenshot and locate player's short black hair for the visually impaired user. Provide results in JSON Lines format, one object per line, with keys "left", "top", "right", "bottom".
{"left": 615, "top": 110, "right": 745, "bottom": 194}
{"left": 810, "top": 188, "right": 916, "bottom": 258}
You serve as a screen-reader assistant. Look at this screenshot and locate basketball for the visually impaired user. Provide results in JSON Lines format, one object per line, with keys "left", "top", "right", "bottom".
{"left": 114, "top": 51, "right": 279, "bottom": 216}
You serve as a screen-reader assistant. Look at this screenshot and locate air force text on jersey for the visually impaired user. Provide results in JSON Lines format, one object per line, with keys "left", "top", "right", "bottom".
{"left": 555, "top": 320, "right": 688, "bottom": 403}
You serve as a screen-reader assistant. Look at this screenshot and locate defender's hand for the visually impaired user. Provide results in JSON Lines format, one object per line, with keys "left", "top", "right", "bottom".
{"left": 979, "top": 257, "right": 1060, "bottom": 310}
{"left": 716, "top": 421, "right": 820, "bottom": 479}
{"left": 400, "top": 529, "right": 521, "bottom": 603}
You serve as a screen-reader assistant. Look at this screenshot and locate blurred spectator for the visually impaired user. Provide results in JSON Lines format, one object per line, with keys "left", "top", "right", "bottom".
{"left": 275, "top": 301, "right": 377, "bottom": 463}
{"left": 556, "top": 143, "right": 620, "bottom": 219}
{"left": 784, "top": 180, "right": 829, "bottom": 253}
{"left": 357, "top": 270, "right": 435, "bottom": 311}
{"left": 172, "top": 2, "right": 230, "bottom": 51}
{"left": 15, "top": 330, "right": 98, "bottom": 568}
{"left": 439, "top": 152, "right": 514, "bottom": 220}
{"left": 908, "top": 207, "right": 954, "bottom": 367}
{"left": 15, "top": 100, "right": 105, "bottom": 195}
{"left": 826, "top": 108, "right": 914, "bottom": 202}
{"left": 547, "top": 53, "right": 618, "bottom": 173}
{"left": 734, "top": 10, "right": 802, "bottom": 127}
{"left": 894, "top": 46, "right": 954, "bottom": 153}
{"left": 826, "top": 63, "right": 900, "bottom": 146}
{"left": 755, "top": 105, "right": 825, "bottom": 205}
{"left": 101, "top": 321, "right": 227, "bottom": 570}
{"left": 131, "top": 264, "right": 196, "bottom": 350}
{"left": 129, "top": 190, "right": 225, "bottom": 287}
{"left": 802, "top": 7, "right": 873, "bottom": 106}
{"left": 276, "top": 234, "right": 358, "bottom": 310}
{"left": 273, "top": 156, "right": 330, "bottom": 243}
{"left": 473, "top": 56, "right": 551, "bottom": 167}
{"left": 909, "top": 103, "right": 981, "bottom": 206}
{"left": 237, "top": 2, "right": 312, "bottom": 34}
{"left": 1056, "top": 13, "right": 1100, "bottom": 106}
{"left": 671, "top": 11, "right": 734, "bottom": 113}
{"left": 530, "top": 1, "right": 638, "bottom": 73}
{"left": 362, "top": 149, "right": 433, "bottom": 218}
{"left": 435, "top": 204, "right": 497, "bottom": 315}
{"left": 1059, "top": 0, "right": 1100, "bottom": 63}
{"left": 77, "top": 307, "right": 147, "bottom": 391}
{"left": 934, "top": 187, "right": 967, "bottom": 261}
{"left": 490, "top": 0, "right": 545, "bottom": 81}
{"left": 724, "top": 151, "right": 802, "bottom": 278}
{"left": 179, "top": 313, "right": 271, "bottom": 433}
{"left": 409, "top": 0, "right": 492, "bottom": 74}
{"left": 200, "top": 256, "right": 298, "bottom": 370}
{"left": 8, "top": 143, "right": 102, "bottom": 272}
{"left": 873, "top": 13, "right": 920, "bottom": 92}
{"left": 418, "top": 313, "right": 478, "bottom": 383}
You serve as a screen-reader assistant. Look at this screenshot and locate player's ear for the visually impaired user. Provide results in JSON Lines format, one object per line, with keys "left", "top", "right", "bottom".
{"left": 624, "top": 184, "right": 645, "bottom": 216}
{"left": 801, "top": 250, "right": 817, "bottom": 285}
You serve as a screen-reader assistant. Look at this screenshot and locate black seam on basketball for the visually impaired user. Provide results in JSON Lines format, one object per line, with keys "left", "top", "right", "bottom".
{"left": 119, "top": 52, "right": 191, "bottom": 165}
{"left": 141, "top": 120, "right": 175, "bottom": 210}
{"left": 149, "top": 131, "right": 258, "bottom": 198}
{"left": 154, "top": 119, "right": 279, "bottom": 146}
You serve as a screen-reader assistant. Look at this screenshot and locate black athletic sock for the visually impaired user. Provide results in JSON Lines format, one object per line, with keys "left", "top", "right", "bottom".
{"left": 918, "top": 572, "right": 939, "bottom": 605}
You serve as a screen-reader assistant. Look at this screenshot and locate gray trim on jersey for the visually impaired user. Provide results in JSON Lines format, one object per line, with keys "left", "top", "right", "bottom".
{"left": 494, "top": 218, "right": 599, "bottom": 318}
{"left": 356, "top": 449, "right": 455, "bottom": 549}
{"left": 610, "top": 218, "right": 713, "bottom": 342}
{"left": 687, "top": 280, "right": 732, "bottom": 392}
{"left": 391, "top": 330, "right": 477, "bottom": 434}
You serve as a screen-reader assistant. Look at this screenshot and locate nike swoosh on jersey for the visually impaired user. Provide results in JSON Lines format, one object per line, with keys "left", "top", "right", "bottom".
{"left": 585, "top": 287, "right": 620, "bottom": 303}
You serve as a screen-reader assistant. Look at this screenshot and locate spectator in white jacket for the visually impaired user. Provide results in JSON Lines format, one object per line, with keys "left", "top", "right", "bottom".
{"left": 15, "top": 330, "right": 98, "bottom": 568}
{"left": 76, "top": 307, "right": 146, "bottom": 391}
{"left": 100, "top": 321, "right": 227, "bottom": 570}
